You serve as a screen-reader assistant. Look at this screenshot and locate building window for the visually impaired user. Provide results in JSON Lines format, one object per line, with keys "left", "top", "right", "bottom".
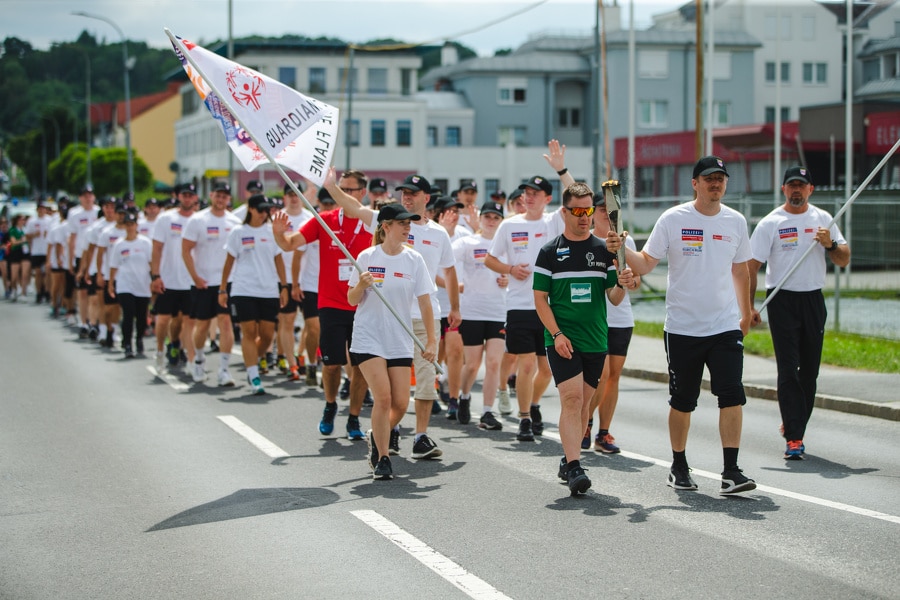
{"left": 278, "top": 67, "right": 296, "bottom": 89}
{"left": 339, "top": 67, "right": 357, "bottom": 93}
{"left": 802, "top": 62, "right": 827, "bottom": 84}
{"left": 181, "top": 89, "right": 199, "bottom": 115}
{"left": 801, "top": 15, "right": 815, "bottom": 40}
{"left": 638, "top": 100, "right": 668, "bottom": 128}
{"left": 765, "top": 106, "right": 791, "bottom": 123}
{"left": 401, "top": 69, "right": 413, "bottom": 96}
{"left": 368, "top": 68, "right": 388, "bottom": 94}
{"left": 712, "top": 51, "right": 731, "bottom": 80}
{"left": 712, "top": 101, "right": 731, "bottom": 126}
{"left": 346, "top": 119, "right": 359, "bottom": 147}
{"left": 484, "top": 178, "right": 500, "bottom": 197}
{"left": 309, "top": 67, "right": 326, "bottom": 94}
{"left": 397, "top": 120, "right": 412, "bottom": 147}
{"left": 498, "top": 126, "right": 526, "bottom": 146}
{"left": 766, "top": 62, "right": 790, "bottom": 83}
{"left": 557, "top": 108, "right": 581, "bottom": 128}
{"left": 427, "top": 126, "right": 438, "bottom": 147}
{"left": 446, "top": 126, "right": 461, "bottom": 147}
{"left": 433, "top": 179, "right": 449, "bottom": 195}
{"left": 497, "top": 77, "right": 527, "bottom": 105}
{"left": 371, "top": 120, "right": 386, "bottom": 147}
{"left": 638, "top": 50, "right": 668, "bottom": 78}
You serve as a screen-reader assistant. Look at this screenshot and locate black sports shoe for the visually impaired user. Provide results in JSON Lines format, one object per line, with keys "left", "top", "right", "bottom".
{"left": 431, "top": 399, "right": 443, "bottom": 415}
{"left": 339, "top": 377, "right": 351, "bottom": 400}
{"left": 135, "top": 338, "right": 144, "bottom": 354}
{"left": 366, "top": 429, "right": 378, "bottom": 471}
{"left": 389, "top": 428, "right": 400, "bottom": 455}
{"left": 478, "top": 411, "right": 502, "bottom": 431}
{"left": 458, "top": 397, "right": 471, "bottom": 424}
{"left": 720, "top": 468, "right": 757, "bottom": 495}
{"left": 557, "top": 456, "right": 568, "bottom": 481}
{"left": 567, "top": 464, "right": 591, "bottom": 496}
{"left": 124, "top": 346, "right": 136, "bottom": 359}
{"left": 446, "top": 398, "right": 458, "bottom": 420}
{"left": 517, "top": 418, "right": 535, "bottom": 442}
{"left": 667, "top": 465, "right": 698, "bottom": 490}
{"left": 373, "top": 456, "right": 394, "bottom": 480}
{"left": 411, "top": 434, "right": 442, "bottom": 459}
{"left": 530, "top": 405, "right": 544, "bottom": 436}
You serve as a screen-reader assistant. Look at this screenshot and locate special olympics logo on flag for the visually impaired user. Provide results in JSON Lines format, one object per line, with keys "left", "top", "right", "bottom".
{"left": 226, "top": 66, "right": 265, "bottom": 111}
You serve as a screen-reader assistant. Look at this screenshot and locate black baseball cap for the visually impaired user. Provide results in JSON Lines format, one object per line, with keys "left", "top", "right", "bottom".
{"left": 783, "top": 166, "right": 812, "bottom": 185}
{"left": 248, "top": 194, "right": 274, "bottom": 211}
{"left": 318, "top": 187, "right": 335, "bottom": 204}
{"left": 396, "top": 174, "right": 432, "bottom": 194}
{"left": 145, "top": 198, "right": 161, "bottom": 207}
{"left": 368, "top": 178, "right": 387, "bottom": 193}
{"left": 79, "top": 184, "right": 94, "bottom": 195}
{"left": 460, "top": 181, "right": 478, "bottom": 192}
{"left": 246, "top": 180, "right": 264, "bottom": 193}
{"left": 122, "top": 211, "right": 139, "bottom": 225}
{"left": 283, "top": 180, "right": 307, "bottom": 195}
{"left": 122, "top": 191, "right": 136, "bottom": 203}
{"left": 212, "top": 182, "right": 232, "bottom": 194}
{"left": 692, "top": 156, "right": 729, "bottom": 179}
{"left": 479, "top": 200, "right": 504, "bottom": 217}
{"left": 518, "top": 175, "right": 553, "bottom": 195}
{"left": 176, "top": 182, "right": 198, "bottom": 195}
{"left": 508, "top": 188, "right": 523, "bottom": 202}
{"left": 433, "top": 196, "right": 464, "bottom": 212}
{"left": 490, "top": 190, "right": 507, "bottom": 199}
{"left": 377, "top": 203, "right": 421, "bottom": 222}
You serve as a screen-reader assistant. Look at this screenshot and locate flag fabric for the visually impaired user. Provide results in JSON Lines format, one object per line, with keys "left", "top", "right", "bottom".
{"left": 168, "top": 32, "right": 340, "bottom": 186}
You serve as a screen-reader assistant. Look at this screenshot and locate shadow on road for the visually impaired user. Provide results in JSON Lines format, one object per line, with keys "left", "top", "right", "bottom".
{"left": 760, "top": 454, "right": 879, "bottom": 479}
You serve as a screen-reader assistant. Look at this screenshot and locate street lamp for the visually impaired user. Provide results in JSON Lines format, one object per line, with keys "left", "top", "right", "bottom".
{"left": 72, "top": 11, "right": 132, "bottom": 194}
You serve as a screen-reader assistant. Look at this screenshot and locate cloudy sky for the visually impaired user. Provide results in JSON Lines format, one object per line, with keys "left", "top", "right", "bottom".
{"left": 5, "top": 0, "right": 688, "bottom": 56}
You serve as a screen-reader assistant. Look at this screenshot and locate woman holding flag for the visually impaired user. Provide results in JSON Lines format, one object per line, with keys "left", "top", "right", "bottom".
{"left": 348, "top": 204, "right": 437, "bottom": 480}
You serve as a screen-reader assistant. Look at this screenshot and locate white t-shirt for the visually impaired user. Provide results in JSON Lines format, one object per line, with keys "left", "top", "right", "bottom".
{"left": 750, "top": 204, "right": 845, "bottom": 292}
{"left": 349, "top": 245, "right": 436, "bottom": 359}
{"left": 453, "top": 233, "right": 508, "bottom": 321}
{"left": 643, "top": 202, "right": 751, "bottom": 336}
{"left": 232, "top": 204, "right": 248, "bottom": 222}
{"left": 96, "top": 222, "right": 126, "bottom": 279}
{"left": 85, "top": 218, "right": 116, "bottom": 275}
{"left": 138, "top": 216, "right": 157, "bottom": 240}
{"left": 47, "top": 221, "right": 69, "bottom": 269}
{"left": 298, "top": 235, "right": 320, "bottom": 292}
{"left": 151, "top": 210, "right": 194, "bottom": 290}
{"left": 405, "top": 219, "right": 457, "bottom": 319}
{"left": 182, "top": 209, "right": 242, "bottom": 284}
{"left": 280, "top": 208, "right": 314, "bottom": 277}
{"left": 224, "top": 223, "right": 281, "bottom": 298}
{"left": 488, "top": 211, "right": 564, "bottom": 311}
{"left": 607, "top": 234, "right": 637, "bottom": 328}
{"left": 24, "top": 215, "right": 53, "bottom": 256}
{"left": 436, "top": 227, "right": 470, "bottom": 318}
{"left": 109, "top": 235, "right": 153, "bottom": 297}
{"left": 66, "top": 205, "right": 98, "bottom": 259}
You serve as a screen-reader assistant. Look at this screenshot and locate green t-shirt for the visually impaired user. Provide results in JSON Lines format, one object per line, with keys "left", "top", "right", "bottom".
{"left": 533, "top": 233, "right": 618, "bottom": 352}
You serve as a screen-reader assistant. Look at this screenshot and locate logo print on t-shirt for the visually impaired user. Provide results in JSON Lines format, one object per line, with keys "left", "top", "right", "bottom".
{"left": 241, "top": 236, "right": 255, "bottom": 249}
{"left": 369, "top": 266, "right": 386, "bottom": 287}
{"left": 681, "top": 228, "right": 703, "bottom": 255}
{"left": 779, "top": 226, "right": 799, "bottom": 249}
{"left": 207, "top": 226, "right": 219, "bottom": 238}
{"left": 570, "top": 282, "right": 591, "bottom": 303}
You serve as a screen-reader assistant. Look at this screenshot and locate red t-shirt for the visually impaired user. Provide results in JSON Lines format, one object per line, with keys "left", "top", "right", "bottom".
{"left": 299, "top": 208, "right": 373, "bottom": 311}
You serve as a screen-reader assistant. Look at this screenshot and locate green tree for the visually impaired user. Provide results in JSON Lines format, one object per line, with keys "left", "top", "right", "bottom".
{"left": 87, "top": 147, "right": 152, "bottom": 197}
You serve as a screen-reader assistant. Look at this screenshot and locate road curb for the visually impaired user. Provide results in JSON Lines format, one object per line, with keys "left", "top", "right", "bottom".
{"left": 622, "top": 367, "right": 900, "bottom": 422}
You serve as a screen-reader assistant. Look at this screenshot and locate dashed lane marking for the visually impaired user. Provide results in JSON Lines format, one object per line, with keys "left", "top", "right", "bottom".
{"left": 146, "top": 365, "right": 190, "bottom": 392}
{"left": 217, "top": 415, "right": 290, "bottom": 458}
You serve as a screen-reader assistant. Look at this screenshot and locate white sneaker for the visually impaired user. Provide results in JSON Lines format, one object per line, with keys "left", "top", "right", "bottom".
{"left": 155, "top": 352, "right": 167, "bottom": 374}
{"left": 248, "top": 375, "right": 265, "bottom": 395}
{"left": 191, "top": 361, "right": 206, "bottom": 383}
{"left": 498, "top": 389, "right": 512, "bottom": 415}
{"left": 217, "top": 370, "right": 235, "bottom": 387}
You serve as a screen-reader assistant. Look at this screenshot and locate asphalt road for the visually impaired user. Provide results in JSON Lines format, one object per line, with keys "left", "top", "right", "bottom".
{"left": 1, "top": 300, "right": 898, "bottom": 599}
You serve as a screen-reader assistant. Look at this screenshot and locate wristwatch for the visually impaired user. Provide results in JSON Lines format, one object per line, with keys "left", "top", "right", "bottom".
{"left": 826, "top": 240, "right": 838, "bottom": 252}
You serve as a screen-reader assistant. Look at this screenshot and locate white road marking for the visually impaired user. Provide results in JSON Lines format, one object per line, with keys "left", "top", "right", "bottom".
{"left": 146, "top": 365, "right": 190, "bottom": 392}
{"left": 351, "top": 510, "right": 513, "bottom": 600}
{"left": 503, "top": 417, "right": 900, "bottom": 525}
{"left": 217, "top": 415, "right": 290, "bottom": 458}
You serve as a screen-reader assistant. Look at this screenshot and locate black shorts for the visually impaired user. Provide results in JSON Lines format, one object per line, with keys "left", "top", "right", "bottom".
{"left": 73, "top": 259, "right": 87, "bottom": 290}
{"left": 349, "top": 352, "right": 412, "bottom": 368}
{"left": 86, "top": 273, "right": 99, "bottom": 295}
{"left": 279, "top": 284, "right": 300, "bottom": 314}
{"left": 190, "top": 285, "right": 230, "bottom": 321}
{"left": 505, "top": 309, "right": 546, "bottom": 355}
{"left": 103, "top": 287, "right": 118, "bottom": 306}
{"left": 7, "top": 247, "right": 25, "bottom": 264}
{"left": 231, "top": 296, "right": 279, "bottom": 323}
{"left": 319, "top": 307, "right": 355, "bottom": 366}
{"left": 301, "top": 291, "right": 319, "bottom": 319}
{"left": 546, "top": 345, "right": 606, "bottom": 387}
{"left": 29, "top": 255, "right": 47, "bottom": 269}
{"left": 154, "top": 288, "right": 192, "bottom": 317}
{"left": 664, "top": 330, "right": 746, "bottom": 412}
{"left": 51, "top": 267, "right": 66, "bottom": 274}
{"left": 63, "top": 271, "right": 75, "bottom": 298}
{"left": 441, "top": 316, "right": 460, "bottom": 340}
{"left": 607, "top": 326, "right": 634, "bottom": 357}
{"left": 459, "top": 319, "right": 505, "bottom": 346}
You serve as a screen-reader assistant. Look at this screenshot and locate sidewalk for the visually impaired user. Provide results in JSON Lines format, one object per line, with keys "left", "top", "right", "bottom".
{"left": 623, "top": 335, "right": 900, "bottom": 422}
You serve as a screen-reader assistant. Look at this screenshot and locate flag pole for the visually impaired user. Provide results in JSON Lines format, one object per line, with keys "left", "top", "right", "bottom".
{"left": 758, "top": 136, "right": 900, "bottom": 312}
{"left": 165, "top": 29, "right": 439, "bottom": 370}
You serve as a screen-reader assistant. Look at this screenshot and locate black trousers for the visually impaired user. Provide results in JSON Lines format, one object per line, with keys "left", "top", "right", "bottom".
{"left": 118, "top": 293, "right": 150, "bottom": 349}
{"left": 766, "top": 289, "right": 826, "bottom": 441}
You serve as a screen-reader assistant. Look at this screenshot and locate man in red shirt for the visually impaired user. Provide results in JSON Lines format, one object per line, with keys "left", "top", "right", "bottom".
{"left": 272, "top": 170, "right": 375, "bottom": 440}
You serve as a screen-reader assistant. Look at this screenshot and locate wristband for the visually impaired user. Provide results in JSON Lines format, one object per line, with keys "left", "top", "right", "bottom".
{"left": 150, "top": 273, "right": 160, "bottom": 281}
{"left": 552, "top": 331, "right": 564, "bottom": 339}
{"left": 826, "top": 240, "right": 838, "bottom": 252}
{"left": 556, "top": 168, "right": 568, "bottom": 176}
{"left": 218, "top": 290, "right": 228, "bottom": 295}
{"left": 615, "top": 283, "right": 625, "bottom": 290}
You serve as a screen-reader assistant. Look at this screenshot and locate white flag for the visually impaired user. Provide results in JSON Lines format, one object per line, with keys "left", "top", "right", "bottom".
{"left": 169, "top": 33, "right": 340, "bottom": 185}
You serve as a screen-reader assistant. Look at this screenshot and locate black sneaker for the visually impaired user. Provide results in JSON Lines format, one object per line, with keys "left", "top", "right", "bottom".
{"left": 458, "top": 397, "right": 471, "bottom": 424}
{"left": 530, "top": 405, "right": 544, "bottom": 436}
{"left": 667, "top": 465, "right": 698, "bottom": 490}
{"left": 339, "top": 377, "right": 351, "bottom": 400}
{"left": 365, "top": 429, "right": 378, "bottom": 471}
{"left": 478, "top": 411, "right": 502, "bottom": 431}
{"left": 389, "top": 428, "right": 400, "bottom": 455}
{"left": 557, "top": 456, "right": 568, "bottom": 481}
{"left": 411, "top": 434, "right": 442, "bottom": 459}
{"left": 567, "top": 464, "right": 591, "bottom": 496}
{"left": 446, "top": 398, "right": 458, "bottom": 421}
{"left": 319, "top": 402, "right": 338, "bottom": 435}
{"left": 373, "top": 456, "right": 394, "bottom": 480}
{"left": 431, "top": 399, "right": 443, "bottom": 415}
{"left": 720, "top": 468, "right": 757, "bottom": 495}
{"left": 78, "top": 325, "right": 89, "bottom": 339}
{"left": 88, "top": 326, "right": 99, "bottom": 341}
{"left": 124, "top": 346, "right": 136, "bottom": 359}
{"left": 517, "top": 418, "right": 535, "bottom": 442}
{"left": 135, "top": 338, "right": 144, "bottom": 355}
